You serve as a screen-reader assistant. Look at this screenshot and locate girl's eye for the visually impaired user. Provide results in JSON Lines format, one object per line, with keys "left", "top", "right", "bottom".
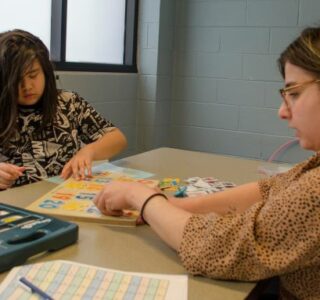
{"left": 29, "top": 73, "right": 38, "bottom": 79}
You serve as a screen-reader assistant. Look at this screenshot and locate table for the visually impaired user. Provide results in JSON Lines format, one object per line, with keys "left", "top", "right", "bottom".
{"left": 0, "top": 147, "right": 276, "bottom": 299}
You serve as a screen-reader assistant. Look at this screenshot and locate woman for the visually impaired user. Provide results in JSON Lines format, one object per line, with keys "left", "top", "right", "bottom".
{"left": 0, "top": 29, "right": 127, "bottom": 189}
{"left": 94, "top": 27, "right": 320, "bottom": 299}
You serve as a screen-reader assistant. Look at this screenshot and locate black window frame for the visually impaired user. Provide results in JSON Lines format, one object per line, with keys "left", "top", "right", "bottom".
{"left": 51, "top": 0, "right": 138, "bottom": 73}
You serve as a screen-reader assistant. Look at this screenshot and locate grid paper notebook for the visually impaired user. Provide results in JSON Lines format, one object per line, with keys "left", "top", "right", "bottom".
{"left": 0, "top": 260, "right": 188, "bottom": 300}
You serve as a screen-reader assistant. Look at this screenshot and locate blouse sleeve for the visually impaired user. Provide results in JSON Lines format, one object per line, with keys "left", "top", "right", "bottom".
{"left": 72, "top": 92, "right": 116, "bottom": 144}
{"left": 178, "top": 168, "right": 320, "bottom": 281}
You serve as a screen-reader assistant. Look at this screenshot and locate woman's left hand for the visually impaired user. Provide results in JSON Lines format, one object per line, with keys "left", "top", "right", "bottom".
{"left": 60, "top": 145, "right": 94, "bottom": 180}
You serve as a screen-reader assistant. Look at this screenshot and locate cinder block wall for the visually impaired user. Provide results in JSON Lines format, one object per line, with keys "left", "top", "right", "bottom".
{"left": 169, "top": 0, "right": 319, "bottom": 163}
{"left": 56, "top": 72, "right": 138, "bottom": 159}
{"left": 57, "top": 0, "right": 320, "bottom": 163}
{"left": 137, "top": 0, "right": 174, "bottom": 152}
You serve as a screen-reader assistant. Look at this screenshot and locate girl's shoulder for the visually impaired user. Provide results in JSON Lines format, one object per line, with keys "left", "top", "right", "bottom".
{"left": 57, "top": 90, "right": 84, "bottom": 110}
{"left": 57, "top": 90, "right": 79, "bottom": 103}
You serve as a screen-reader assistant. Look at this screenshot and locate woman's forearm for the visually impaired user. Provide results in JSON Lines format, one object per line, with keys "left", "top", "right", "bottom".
{"left": 132, "top": 195, "right": 192, "bottom": 250}
{"left": 170, "top": 182, "right": 262, "bottom": 216}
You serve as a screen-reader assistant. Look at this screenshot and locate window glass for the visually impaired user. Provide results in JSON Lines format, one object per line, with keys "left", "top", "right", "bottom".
{"left": 0, "top": 0, "right": 51, "bottom": 49}
{"left": 0, "top": 0, "right": 137, "bottom": 72}
{"left": 66, "top": 0, "right": 126, "bottom": 64}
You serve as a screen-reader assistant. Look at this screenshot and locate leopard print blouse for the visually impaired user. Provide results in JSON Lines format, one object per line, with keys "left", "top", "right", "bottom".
{"left": 179, "top": 152, "right": 320, "bottom": 300}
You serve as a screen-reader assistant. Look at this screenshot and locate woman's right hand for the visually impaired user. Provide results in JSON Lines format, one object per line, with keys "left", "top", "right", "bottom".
{"left": 93, "top": 181, "right": 157, "bottom": 217}
{"left": 0, "top": 163, "right": 25, "bottom": 190}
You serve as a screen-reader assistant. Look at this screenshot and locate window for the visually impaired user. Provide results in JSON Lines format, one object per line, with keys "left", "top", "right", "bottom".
{"left": 0, "top": 0, "right": 51, "bottom": 47}
{"left": 0, "top": 0, "right": 138, "bottom": 72}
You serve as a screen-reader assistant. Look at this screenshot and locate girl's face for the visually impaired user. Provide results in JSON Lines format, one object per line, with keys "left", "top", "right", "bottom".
{"left": 18, "top": 59, "right": 45, "bottom": 106}
{"left": 278, "top": 62, "right": 320, "bottom": 151}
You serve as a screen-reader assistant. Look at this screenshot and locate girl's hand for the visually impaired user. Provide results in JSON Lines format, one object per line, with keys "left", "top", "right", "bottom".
{"left": 60, "top": 145, "right": 94, "bottom": 180}
{"left": 0, "top": 163, "right": 25, "bottom": 190}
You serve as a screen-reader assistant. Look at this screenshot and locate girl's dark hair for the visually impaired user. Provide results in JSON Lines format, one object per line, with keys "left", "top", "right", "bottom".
{"left": 0, "top": 29, "right": 57, "bottom": 145}
{"left": 278, "top": 27, "right": 320, "bottom": 79}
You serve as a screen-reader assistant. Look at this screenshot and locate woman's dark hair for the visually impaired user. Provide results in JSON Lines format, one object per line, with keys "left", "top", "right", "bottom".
{"left": 0, "top": 29, "right": 57, "bottom": 145}
{"left": 278, "top": 27, "right": 320, "bottom": 79}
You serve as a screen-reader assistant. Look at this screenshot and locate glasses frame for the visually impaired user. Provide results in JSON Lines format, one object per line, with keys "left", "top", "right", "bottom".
{"left": 279, "top": 79, "right": 320, "bottom": 108}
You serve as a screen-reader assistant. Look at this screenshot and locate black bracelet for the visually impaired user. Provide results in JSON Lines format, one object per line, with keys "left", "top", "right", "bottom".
{"left": 140, "top": 193, "right": 168, "bottom": 225}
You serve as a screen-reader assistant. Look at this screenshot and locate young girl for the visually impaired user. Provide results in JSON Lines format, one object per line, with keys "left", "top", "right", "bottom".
{"left": 0, "top": 29, "right": 127, "bottom": 189}
{"left": 94, "top": 27, "right": 320, "bottom": 299}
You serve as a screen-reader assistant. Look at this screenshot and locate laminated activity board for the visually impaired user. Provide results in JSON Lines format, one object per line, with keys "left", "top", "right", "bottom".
{"left": 27, "top": 171, "right": 158, "bottom": 227}
{"left": 0, "top": 203, "right": 78, "bottom": 272}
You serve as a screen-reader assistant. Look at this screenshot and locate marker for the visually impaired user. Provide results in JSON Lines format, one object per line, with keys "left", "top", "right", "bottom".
{"left": 18, "top": 276, "right": 54, "bottom": 300}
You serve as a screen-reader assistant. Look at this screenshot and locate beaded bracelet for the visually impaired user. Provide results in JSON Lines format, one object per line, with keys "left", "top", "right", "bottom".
{"left": 140, "top": 193, "right": 168, "bottom": 225}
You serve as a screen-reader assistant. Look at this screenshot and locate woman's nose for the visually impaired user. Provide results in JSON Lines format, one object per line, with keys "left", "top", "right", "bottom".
{"left": 278, "top": 101, "right": 291, "bottom": 119}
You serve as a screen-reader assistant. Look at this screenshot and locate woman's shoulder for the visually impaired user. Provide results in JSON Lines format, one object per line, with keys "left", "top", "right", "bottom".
{"left": 277, "top": 152, "right": 320, "bottom": 179}
{"left": 299, "top": 157, "right": 320, "bottom": 183}
{"left": 293, "top": 152, "right": 320, "bottom": 181}
{"left": 258, "top": 153, "right": 320, "bottom": 198}
{"left": 279, "top": 154, "right": 320, "bottom": 196}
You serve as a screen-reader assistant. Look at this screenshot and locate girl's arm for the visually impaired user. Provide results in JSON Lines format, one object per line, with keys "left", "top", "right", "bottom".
{"left": 61, "top": 128, "right": 127, "bottom": 179}
{"left": 83, "top": 128, "right": 127, "bottom": 161}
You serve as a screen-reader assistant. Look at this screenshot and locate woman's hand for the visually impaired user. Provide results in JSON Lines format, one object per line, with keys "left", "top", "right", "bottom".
{"left": 0, "top": 163, "right": 25, "bottom": 190}
{"left": 60, "top": 145, "right": 95, "bottom": 180}
{"left": 93, "top": 181, "right": 156, "bottom": 217}
{"left": 94, "top": 181, "right": 190, "bottom": 249}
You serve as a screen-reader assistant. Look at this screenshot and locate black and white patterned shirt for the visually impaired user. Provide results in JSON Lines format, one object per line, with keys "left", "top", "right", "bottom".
{"left": 0, "top": 91, "right": 114, "bottom": 187}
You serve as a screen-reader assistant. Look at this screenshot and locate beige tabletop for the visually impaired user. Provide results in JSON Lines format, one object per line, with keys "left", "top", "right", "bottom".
{"left": 0, "top": 147, "right": 276, "bottom": 299}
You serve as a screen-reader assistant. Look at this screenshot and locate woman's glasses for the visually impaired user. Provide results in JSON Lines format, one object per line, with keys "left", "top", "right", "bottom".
{"left": 279, "top": 79, "right": 320, "bottom": 108}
